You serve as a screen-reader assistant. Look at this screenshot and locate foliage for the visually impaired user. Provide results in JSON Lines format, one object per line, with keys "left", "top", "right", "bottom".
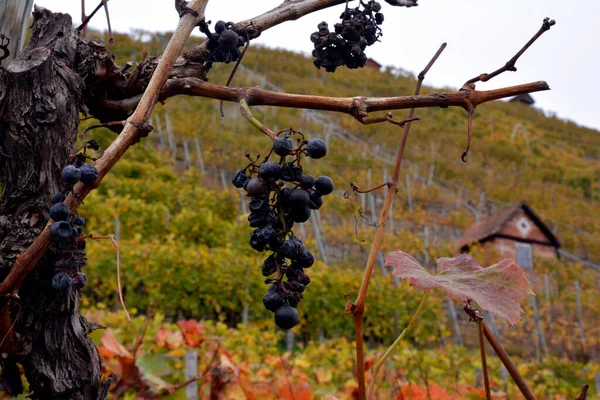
{"left": 83, "top": 310, "right": 599, "bottom": 399}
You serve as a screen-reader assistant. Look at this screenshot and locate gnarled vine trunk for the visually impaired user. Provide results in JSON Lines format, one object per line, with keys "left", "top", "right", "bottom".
{"left": 0, "top": 8, "right": 106, "bottom": 398}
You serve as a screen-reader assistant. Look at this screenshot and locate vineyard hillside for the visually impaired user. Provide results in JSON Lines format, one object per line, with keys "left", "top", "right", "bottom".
{"left": 74, "top": 30, "right": 599, "bottom": 398}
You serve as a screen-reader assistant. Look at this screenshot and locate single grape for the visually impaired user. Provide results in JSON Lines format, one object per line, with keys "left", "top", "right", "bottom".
{"left": 250, "top": 229, "right": 268, "bottom": 252}
{"left": 72, "top": 272, "right": 87, "bottom": 289}
{"left": 279, "top": 187, "right": 293, "bottom": 206}
{"left": 315, "top": 176, "right": 334, "bottom": 195}
{"left": 286, "top": 293, "right": 302, "bottom": 308}
{"left": 274, "top": 305, "right": 300, "bottom": 330}
{"left": 289, "top": 189, "right": 310, "bottom": 207}
{"left": 214, "top": 20, "right": 227, "bottom": 34}
{"left": 262, "top": 254, "right": 278, "bottom": 276}
{"left": 263, "top": 291, "right": 283, "bottom": 312}
{"left": 284, "top": 281, "right": 306, "bottom": 294}
{"left": 291, "top": 206, "right": 311, "bottom": 223}
{"left": 79, "top": 164, "right": 99, "bottom": 184}
{"left": 273, "top": 137, "right": 294, "bottom": 156}
{"left": 52, "top": 272, "right": 72, "bottom": 292}
{"left": 280, "top": 237, "right": 304, "bottom": 259}
{"left": 259, "top": 161, "right": 283, "bottom": 181}
{"left": 308, "top": 191, "right": 323, "bottom": 210}
{"left": 74, "top": 216, "right": 85, "bottom": 226}
{"left": 287, "top": 266, "right": 311, "bottom": 286}
{"left": 49, "top": 203, "right": 70, "bottom": 221}
{"left": 51, "top": 192, "right": 63, "bottom": 204}
{"left": 296, "top": 250, "right": 315, "bottom": 268}
{"left": 281, "top": 163, "right": 303, "bottom": 182}
{"left": 218, "top": 29, "right": 239, "bottom": 51}
{"left": 232, "top": 169, "right": 249, "bottom": 188}
{"left": 300, "top": 174, "right": 315, "bottom": 189}
{"left": 248, "top": 212, "right": 273, "bottom": 228}
{"left": 306, "top": 138, "right": 327, "bottom": 159}
{"left": 50, "top": 221, "right": 73, "bottom": 240}
{"left": 245, "top": 178, "right": 267, "bottom": 196}
{"left": 61, "top": 165, "right": 81, "bottom": 185}
{"left": 249, "top": 195, "right": 270, "bottom": 213}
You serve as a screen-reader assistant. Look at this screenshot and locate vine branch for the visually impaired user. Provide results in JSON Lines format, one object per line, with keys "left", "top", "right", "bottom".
{"left": 346, "top": 42, "right": 447, "bottom": 400}
{"left": 482, "top": 321, "right": 535, "bottom": 399}
{"left": 463, "top": 17, "right": 555, "bottom": 88}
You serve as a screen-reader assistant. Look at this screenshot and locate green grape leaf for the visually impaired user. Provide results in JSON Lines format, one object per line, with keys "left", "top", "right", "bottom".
{"left": 386, "top": 251, "right": 533, "bottom": 325}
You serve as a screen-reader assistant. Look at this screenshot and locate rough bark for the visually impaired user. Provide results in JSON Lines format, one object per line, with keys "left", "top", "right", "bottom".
{"left": 0, "top": 7, "right": 105, "bottom": 398}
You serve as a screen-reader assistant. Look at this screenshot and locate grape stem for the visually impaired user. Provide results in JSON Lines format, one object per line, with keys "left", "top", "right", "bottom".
{"left": 366, "top": 291, "right": 429, "bottom": 400}
{"left": 239, "top": 98, "right": 277, "bottom": 140}
{"left": 346, "top": 42, "right": 446, "bottom": 400}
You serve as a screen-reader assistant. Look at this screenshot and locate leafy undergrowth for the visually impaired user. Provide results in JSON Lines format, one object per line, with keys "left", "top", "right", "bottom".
{"left": 82, "top": 310, "right": 598, "bottom": 399}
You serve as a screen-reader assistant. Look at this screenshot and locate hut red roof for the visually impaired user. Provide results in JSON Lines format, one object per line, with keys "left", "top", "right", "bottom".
{"left": 457, "top": 201, "right": 560, "bottom": 250}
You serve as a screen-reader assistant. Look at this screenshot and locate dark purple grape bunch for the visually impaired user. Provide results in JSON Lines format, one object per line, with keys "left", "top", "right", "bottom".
{"left": 48, "top": 163, "right": 97, "bottom": 291}
{"left": 203, "top": 20, "right": 246, "bottom": 64}
{"left": 232, "top": 132, "right": 334, "bottom": 329}
{"left": 310, "top": 1, "right": 384, "bottom": 72}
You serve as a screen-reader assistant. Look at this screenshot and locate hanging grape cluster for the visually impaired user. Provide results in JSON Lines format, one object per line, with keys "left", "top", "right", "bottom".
{"left": 232, "top": 132, "right": 334, "bottom": 330}
{"left": 48, "top": 162, "right": 99, "bottom": 292}
{"left": 204, "top": 20, "right": 246, "bottom": 65}
{"left": 310, "top": 1, "right": 384, "bottom": 72}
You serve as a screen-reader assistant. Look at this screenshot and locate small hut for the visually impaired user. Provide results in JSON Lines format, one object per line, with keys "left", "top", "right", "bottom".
{"left": 509, "top": 93, "right": 535, "bottom": 106}
{"left": 458, "top": 201, "right": 560, "bottom": 268}
{"left": 365, "top": 58, "right": 382, "bottom": 71}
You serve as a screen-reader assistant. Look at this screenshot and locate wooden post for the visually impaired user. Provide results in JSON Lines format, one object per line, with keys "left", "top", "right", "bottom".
{"left": 423, "top": 226, "right": 430, "bottom": 266}
{"left": 447, "top": 296, "right": 463, "bottom": 346}
{"left": 193, "top": 137, "right": 206, "bottom": 174}
{"left": 286, "top": 330, "right": 295, "bottom": 352}
{"left": 298, "top": 222, "right": 307, "bottom": 240}
{"left": 377, "top": 251, "right": 386, "bottom": 275}
{"left": 114, "top": 217, "right": 120, "bottom": 241}
{"left": 242, "top": 267, "right": 249, "bottom": 325}
{"left": 310, "top": 212, "right": 328, "bottom": 264}
{"left": 544, "top": 274, "right": 552, "bottom": 324}
{"left": 574, "top": 280, "right": 586, "bottom": 351}
{"left": 165, "top": 210, "right": 171, "bottom": 226}
{"left": 219, "top": 170, "right": 228, "bottom": 190}
{"left": 530, "top": 295, "right": 549, "bottom": 357}
{"left": 183, "top": 140, "right": 191, "bottom": 169}
{"left": 314, "top": 211, "right": 329, "bottom": 259}
{"left": 405, "top": 173, "right": 413, "bottom": 214}
{"left": 164, "top": 113, "right": 177, "bottom": 160}
{"left": 239, "top": 191, "right": 248, "bottom": 214}
{"left": 0, "top": 0, "right": 35, "bottom": 66}
{"left": 384, "top": 169, "right": 394, "bottom": 230}
{"left": 456, "top": 188, "right": 463, "bottom": 210}
{"left": 427, "top": 164, "right": 435, "bottom": 186}
{"left": 184, "top": 350, "right": 199, "bottom": 400}
{"left": 155, "top": 115, "right": 165, "bottom": 147}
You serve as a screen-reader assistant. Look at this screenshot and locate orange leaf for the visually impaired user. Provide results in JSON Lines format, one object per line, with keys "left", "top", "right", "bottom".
{"left": 101, "top": 329, "right": 132, "bottom": 359}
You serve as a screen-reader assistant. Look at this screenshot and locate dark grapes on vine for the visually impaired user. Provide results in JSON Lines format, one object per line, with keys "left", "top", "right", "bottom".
{"left": 231, "top": 130, "right": 335, "bottom": 330}
{"left": 310, "top": 1, "right": 384, "bottom": 72}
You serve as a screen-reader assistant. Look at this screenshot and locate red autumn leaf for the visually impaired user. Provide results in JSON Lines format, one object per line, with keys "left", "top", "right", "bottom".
{"left": 386, "top": 251, "right": 533, "bottom": 325}
{"left": 177, "top": 319, "right": 205, "bottom": 347}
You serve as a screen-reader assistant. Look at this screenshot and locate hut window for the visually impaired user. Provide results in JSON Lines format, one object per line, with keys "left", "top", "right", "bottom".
{"left": 516, "top": 243, "right": 533, "bottom": 269}
{"left": 516, "top": 217, "right": 531, "bottom": 236}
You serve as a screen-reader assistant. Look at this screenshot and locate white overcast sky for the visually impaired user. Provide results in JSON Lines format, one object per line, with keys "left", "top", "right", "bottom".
{"left": 34, "top": 0, "right": 600, "bottom": 131}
